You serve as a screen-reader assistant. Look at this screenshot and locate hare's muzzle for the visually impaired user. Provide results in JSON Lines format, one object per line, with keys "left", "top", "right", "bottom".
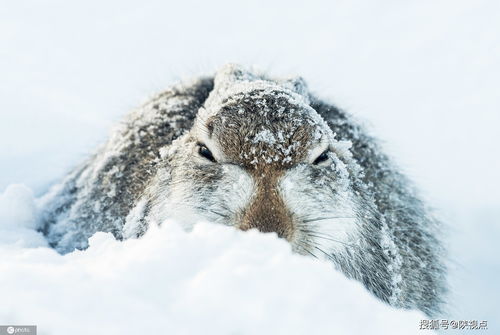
{"left": 238, "top": 170, "right": 294, "bottom": 241}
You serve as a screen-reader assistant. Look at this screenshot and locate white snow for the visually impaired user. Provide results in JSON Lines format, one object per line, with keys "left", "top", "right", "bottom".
{"left": 0, "top": 188, "right": 428, "bottom": 335}
{"left": 252, "top": 129, "right": 277, "bottom": 145}
{"left": 0, "top": 184, "right": 47, "bottom": 248}
{"left": 1, "top": 0, "right": 499, "bottom": 333}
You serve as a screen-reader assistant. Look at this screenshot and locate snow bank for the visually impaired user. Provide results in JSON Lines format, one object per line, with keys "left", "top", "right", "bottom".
{"left": 0, "top": 184, "right": 428, "bottom": 335}
{"left": 0, "top": 184, "right": 47, "bottom": 248}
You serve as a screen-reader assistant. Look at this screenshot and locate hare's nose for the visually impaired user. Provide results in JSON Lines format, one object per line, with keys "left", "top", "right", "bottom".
{"left": 238, "top": 175, "right": 294, "bottom": 241}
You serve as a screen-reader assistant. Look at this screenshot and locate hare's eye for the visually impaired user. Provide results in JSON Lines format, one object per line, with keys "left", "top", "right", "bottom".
{"left": 197, "top": 143, "right": 216, "bottom": 163}
{"left": 312, "top": 150, "right": 329, "bottom": 165}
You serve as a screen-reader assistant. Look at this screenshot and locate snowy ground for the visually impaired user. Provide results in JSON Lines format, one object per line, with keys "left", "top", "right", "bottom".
{"left": 0, "top": 184, "right": 427, "bottom": 334}
{"left": 1, "top": 0, "right": 499, "bottom": 333}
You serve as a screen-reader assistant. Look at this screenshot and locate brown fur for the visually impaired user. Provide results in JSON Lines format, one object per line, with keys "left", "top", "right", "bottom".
{"left": 206, "top": 89, "right": 316, "bottom": 240}
{"left": 239, "top": 168, "right": 292, "bottom": 240}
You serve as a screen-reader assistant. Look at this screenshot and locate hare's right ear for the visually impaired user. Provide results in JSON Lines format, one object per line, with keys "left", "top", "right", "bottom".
{"left": 206, "top": 64, "right": 259, "bottom": 109}
{"left": 214, "top": 63, "right": 257, "bottom": 87}
{"left": 281, "top": 76, "right": 308, "bottom": 97}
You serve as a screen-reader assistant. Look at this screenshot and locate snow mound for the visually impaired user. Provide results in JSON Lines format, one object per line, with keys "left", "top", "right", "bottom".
{"left": 0, "top": 185, "right": 429, "bottom": 334}
{"left": 0, "top": 184, "right": 47, "bottom": 248}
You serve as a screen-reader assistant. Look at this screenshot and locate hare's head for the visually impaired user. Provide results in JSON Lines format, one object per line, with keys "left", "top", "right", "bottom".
{"left": 155, "top": 65, "right": 360, "bottom": 257}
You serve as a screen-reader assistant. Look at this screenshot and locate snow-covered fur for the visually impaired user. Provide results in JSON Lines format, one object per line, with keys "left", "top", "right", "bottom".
{"left": 39, "top": 64, "right": 446, "bottom": 316}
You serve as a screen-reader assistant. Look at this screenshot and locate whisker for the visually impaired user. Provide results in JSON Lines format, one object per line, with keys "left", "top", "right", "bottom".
{"left": 294, "top": 243, "right": 318, "bottom": 259}
{"left": 208, "top": 209, "right": 229, "bottom": 218}
{"left": 313, "top": 246, "right": 335, "bottom": 262}
{"left": 298, "top": 227, "right": 356, "bottom": 248}
{"left": 298, "top": 228, "right": 318, "bottom": 234}
{"left": 302, "top": 216, "right": 356, "bottom": 223}
{"left": 303, "top": 249, "right": 317, "bottom": 259}
{"left": 306, "top": 233, "right": 356, "bottom": 248}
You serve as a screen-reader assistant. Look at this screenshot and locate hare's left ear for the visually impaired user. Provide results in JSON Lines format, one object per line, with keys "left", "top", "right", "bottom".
{"left": 214, "top": 63, "right": 257, "bottom": 86}
{"left": 281, "top": 76, "right": 308, "bottom": 96}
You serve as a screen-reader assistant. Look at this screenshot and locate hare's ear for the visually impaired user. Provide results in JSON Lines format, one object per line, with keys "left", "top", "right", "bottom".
{"left": 214, "top": 63, "right": 257, "bottom": 86}
{"left": 281, "top": 76, "right": 308, "bottom": 96}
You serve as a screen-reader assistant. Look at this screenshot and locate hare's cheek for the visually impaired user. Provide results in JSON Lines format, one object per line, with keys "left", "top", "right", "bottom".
{"left": 278, "top": 165, "right": 358, "bottom": 255}
{"left": 216, "top": 164, "right": 255, "bottom": 216}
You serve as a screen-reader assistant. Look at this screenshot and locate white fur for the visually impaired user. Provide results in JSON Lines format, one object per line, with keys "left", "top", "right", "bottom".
{"left": 279, "top": 163, "right": 359, "bottom": 258}
{"left": 151, "top": 137, "right": 255, "bottom": 230}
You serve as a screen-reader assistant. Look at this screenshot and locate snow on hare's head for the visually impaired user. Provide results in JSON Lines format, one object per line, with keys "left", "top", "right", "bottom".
{"left": 153, "top": 64, "right": 359, "bottom": 256}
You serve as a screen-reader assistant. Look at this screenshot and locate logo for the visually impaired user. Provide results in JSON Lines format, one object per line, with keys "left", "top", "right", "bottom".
{"left": 0, "top": 326, "right": 36, "bottom": 335}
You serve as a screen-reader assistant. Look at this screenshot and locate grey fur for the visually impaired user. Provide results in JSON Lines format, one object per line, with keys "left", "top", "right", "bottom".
{"left": 39, "top": 64, "right": 446, "bottom": 316}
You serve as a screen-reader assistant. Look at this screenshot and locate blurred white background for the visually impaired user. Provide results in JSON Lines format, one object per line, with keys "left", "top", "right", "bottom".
{"left": 1, "top": 0, "right": 499, "bottom": 331}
